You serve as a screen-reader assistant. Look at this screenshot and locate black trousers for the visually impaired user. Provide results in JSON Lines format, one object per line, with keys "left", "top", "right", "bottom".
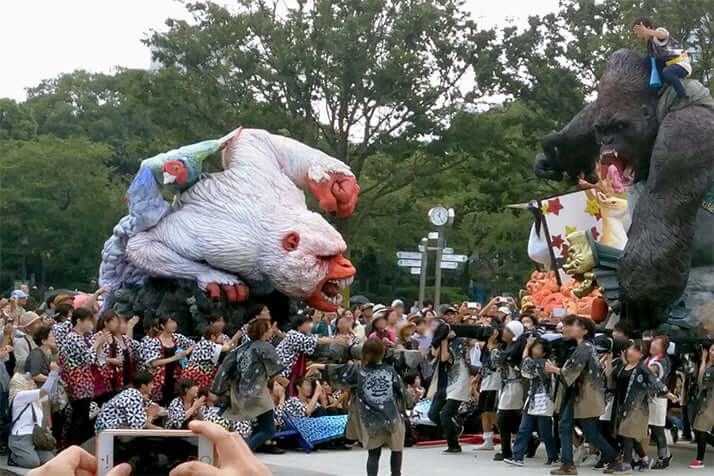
{"left": 439, "top": 400, "right": 462, "bottom": 449}
{"left": 497, "top": 409, "right": 522, "bottom": 458}
{"left": 695, "top": 430, "right": 714, "bottom": 461}
{"left": 367, "top": 447, "right": 402, "bottom": 476}
{"left": 69, "top": 398, "right": 92, "bottom": 446}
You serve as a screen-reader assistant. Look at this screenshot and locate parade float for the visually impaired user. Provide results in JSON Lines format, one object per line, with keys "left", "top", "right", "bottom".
{"left": 98, "top": 128, "right": 360, "bottom": 332}
{"left": 524, "top": 48, "right": 714, "bottom": 334}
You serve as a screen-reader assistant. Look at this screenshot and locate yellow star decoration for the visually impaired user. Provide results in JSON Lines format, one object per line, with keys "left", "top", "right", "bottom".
{"left": 585, "top": 197, "right": 601, "bottom": 217}
{"left": 541, "top": 203, "right": 549, "bottom": 215}
{"left": 565, "top": 225, "right": 577, "bottom": 237}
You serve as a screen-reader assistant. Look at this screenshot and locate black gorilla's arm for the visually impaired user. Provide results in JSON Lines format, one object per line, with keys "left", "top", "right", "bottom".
{"left": 534, "top": 102, "right": 600, "bottom": 184}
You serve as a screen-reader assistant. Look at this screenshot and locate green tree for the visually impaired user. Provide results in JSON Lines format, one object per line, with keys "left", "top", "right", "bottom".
{"left": 0, "top": 136, "right": 124, "bottom": 290}
{"left": 0, "top": 99, "right": 37, "bottom": 141}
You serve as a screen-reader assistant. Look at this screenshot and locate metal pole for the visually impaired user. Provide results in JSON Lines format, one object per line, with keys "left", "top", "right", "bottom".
{"left": 434, "top": 228, "right": 444, "bottom": 309}
{"left": 418, "top": 237, "right": 428, "bottom": 307}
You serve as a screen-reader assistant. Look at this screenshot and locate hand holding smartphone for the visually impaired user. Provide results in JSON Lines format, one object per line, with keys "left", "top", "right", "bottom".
{"left": 96, "top": 429, "right": 214, "bottom": 476}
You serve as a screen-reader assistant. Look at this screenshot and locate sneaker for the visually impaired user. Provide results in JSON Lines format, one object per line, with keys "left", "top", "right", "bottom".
{"left": 604, "top": 461, "right": 620, "bottom": 474}
{"left": 551, "top": 464, "right": 578, "bottom": 475}
{"left": 594, "top": 458, "right": 606, "bottom": 470}
{"left": 689, "top": 460, "right": 705, "bottom": 469}
{"left": 493, "top": 452, "right": 505, "bottom": 461}
{"left": 637, "top": 457, "right": 654, "bottom": 471}
{"left": 473, "top": 441, "right": 495, "bottom": 451}
{"left": 443, "top": 447, "right": 462, "bottom": 454}
{"left": 505, "top": 458, "right": 525, "bottom": 466}
{"left": 612, "top": 464, "right": 633, "bottom": 475}
{"left": 651, "top": 458, "right": 666, "bottom": 470}
{"left": 546, "top": 458, "right": 560, "bottom": 466}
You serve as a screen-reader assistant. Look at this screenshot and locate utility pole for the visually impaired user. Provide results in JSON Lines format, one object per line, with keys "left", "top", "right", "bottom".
{"left": 418, "top": 237, "right": 428, "bottom": 307}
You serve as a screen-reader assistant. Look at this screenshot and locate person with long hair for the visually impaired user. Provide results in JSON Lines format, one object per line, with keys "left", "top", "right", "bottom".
{"left": 690, "top": 341, "right": 714, "bottom": 469}
{"left": 141, "top": 314, "right": 195, "bottom": 406}
{"left": 58, "top": 308, "right": 110, "bottom": 445}
{"left": 505, "top": 337, "right": 558, "bottom": 466}
{"left": 308, "top": 338, "right": 412, "bottom": 476}
{"left": 646, "top": 335, "right": 673, "bottom": 469}
{"left": 545, "top": 316, "right": 618, "bottom": 475}
{"left": 166, "top": 378, "right": 204, "bottom": 429}
{"left": 473, "top": 326, "right": 502, "bottom": 451}
{"left": 103, "top": 315, "right": 141, "bottom": 395}
{"left": 276, "top": 315, "right": 347, "bottom": 396}
{"left": 607, "top": 340, "right": 677, "bottom": 475}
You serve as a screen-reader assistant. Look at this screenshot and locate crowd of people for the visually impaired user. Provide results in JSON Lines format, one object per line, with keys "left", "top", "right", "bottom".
{"left": 0, "top": 286, "right": 713, "bottom": 476}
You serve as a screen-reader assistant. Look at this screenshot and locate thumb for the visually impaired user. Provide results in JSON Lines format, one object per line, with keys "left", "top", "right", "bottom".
{"left": 106, "top": 462, "right": 133, "bottom": 476}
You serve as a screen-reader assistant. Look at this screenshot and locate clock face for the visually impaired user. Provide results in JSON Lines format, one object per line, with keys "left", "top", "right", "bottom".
{"left": 429, "top": 207, "right": 449, "bottom": 226}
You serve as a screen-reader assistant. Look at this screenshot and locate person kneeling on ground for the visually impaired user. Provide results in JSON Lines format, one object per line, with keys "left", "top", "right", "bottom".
{"left": 8, "top": 361, "right": 60, "bottom": 468}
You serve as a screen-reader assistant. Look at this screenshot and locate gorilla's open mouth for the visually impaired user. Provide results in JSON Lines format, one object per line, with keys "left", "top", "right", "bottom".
{"left": 320, "top": 277, "right": 354, "bottom": 306}
{"left": 600, "top": 149, "right": 635, "bottom": 190}
{"left": 305, "top": 254, "right": 357, "bottom": 311}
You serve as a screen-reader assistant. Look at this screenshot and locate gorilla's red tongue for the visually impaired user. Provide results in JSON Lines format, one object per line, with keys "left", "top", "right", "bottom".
{"left": 323, "top": 281, "right": 340, "bottom": 297}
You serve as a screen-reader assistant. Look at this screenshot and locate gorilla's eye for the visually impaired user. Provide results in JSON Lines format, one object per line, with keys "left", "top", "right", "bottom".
{"left": 594, "top": 124, "right": 604, "bottom": 134}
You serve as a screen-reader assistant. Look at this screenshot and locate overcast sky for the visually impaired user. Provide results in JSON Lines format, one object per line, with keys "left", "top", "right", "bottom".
{"left": 0, "top": 0, "right": 560, "bottom": 102}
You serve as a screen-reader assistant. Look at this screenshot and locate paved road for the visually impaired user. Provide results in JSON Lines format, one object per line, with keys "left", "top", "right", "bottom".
{"left": 0, "top": 441, "right": 704, "bottom": 475}
{"left": 258, "top": 442, "right": 704, "bottom": 476}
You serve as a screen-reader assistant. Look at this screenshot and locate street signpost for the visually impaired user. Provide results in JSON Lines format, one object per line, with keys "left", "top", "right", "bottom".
{"left": 396, "top": 208, "right": 468, "bottom": 308}
{"left": 396, "top": 251, "right": 422, "bottom": 260}
{"left": 441, "top": 254, "right": 468, "bottom": 263}
{"left": 397, "top": 259, "right": 422, "bottom": 267}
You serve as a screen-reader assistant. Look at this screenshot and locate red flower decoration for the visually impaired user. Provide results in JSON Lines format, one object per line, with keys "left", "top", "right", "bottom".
{"left": 547, "top": 198, "right": 564, "bottom": 216}
{"left": 550, "top": 234, "right": 564, "bottom": 249}
{"left": 591, "top": 226, "right": 600, "bottom": 241}
{"left": 561, "top": 244, "right": 569, "bottom": 259}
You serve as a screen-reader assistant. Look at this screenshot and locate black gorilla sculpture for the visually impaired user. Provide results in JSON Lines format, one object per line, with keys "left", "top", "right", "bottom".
{"left": 534, "top": 49, "right": 714, "bottom": 330}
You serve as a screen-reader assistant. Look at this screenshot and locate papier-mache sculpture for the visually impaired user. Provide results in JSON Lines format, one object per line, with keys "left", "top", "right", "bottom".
{"left": 534, "top": 49, "right": 714, "bottom": 331}
{"left": 99, "top": 128, "right": 360, "bottom": 314}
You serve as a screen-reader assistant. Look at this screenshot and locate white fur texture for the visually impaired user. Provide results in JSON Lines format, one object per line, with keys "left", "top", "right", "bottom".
{"left": 126, "top": 129, "right": 353, "bottom": 299}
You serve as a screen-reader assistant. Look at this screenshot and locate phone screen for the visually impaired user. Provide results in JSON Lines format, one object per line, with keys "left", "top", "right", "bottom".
{"left": 113, "top": 435, "right": 200, "bottom": 475}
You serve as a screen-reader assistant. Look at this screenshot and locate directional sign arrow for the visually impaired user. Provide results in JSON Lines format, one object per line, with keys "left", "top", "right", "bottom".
{"left": 398, "top": 259, "right": 422, "bottom": 267}
{"left": 396, "top": 251, "right": 422, "bottom": 260}
{"left": 440, "top": 261, "right": 459, "bottom": 269}
{"left": 441, "top": 254, "right": 468, "bottom": 263}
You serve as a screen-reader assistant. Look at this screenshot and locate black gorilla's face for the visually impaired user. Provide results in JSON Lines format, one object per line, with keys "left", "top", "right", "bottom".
{"left": 593, "top": 104, "right": 659, "bottom": 188}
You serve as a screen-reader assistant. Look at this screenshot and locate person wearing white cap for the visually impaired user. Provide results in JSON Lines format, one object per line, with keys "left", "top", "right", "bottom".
{"left": 490, "top": 320, "right": 526, "bottom": 462}
{"left": 13, "top": 312, "right": 42, "bottom": 375}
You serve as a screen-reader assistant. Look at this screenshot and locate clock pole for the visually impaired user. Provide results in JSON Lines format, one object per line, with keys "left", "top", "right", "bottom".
{"left": 433, "top": 226, "right": 445, "bottom": 309}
